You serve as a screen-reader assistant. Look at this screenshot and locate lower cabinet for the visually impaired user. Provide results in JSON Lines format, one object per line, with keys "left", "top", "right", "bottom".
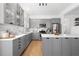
{"left": 13, "top": 39, "right": 19, "bottom": 56}
{"left": 42, "top": 37, "right": 79, "bottom": 56}
{"left": 13, "top": 38, "right": 23, "bottom": 56}
{"left": 42, "top": 37, "right": 61, "bottom": 56}
{"left": 24, "top": 33, "right": 32, "bottom": 48}
{"left": 61, "top": 37, "right": 72, "bottom": 56}
{"left": 72, "top": 37, "right": 79, "bottom": 56}
{"left": 42, "top": 37, "right": 52, "bottom": 56}
{"left": 0, "top": 33, "right": 32, "bottom": 56}
{"left": 13, "top": 34, "right": 32, "bottom": 56}
{"left": 32, "top": 33, "right": 41, "bottom": 40}
{"left": 52, "top": 37, "right": 61, "bottom": 56}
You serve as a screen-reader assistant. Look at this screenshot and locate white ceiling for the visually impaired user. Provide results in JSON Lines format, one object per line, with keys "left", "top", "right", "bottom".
{"left": 65, "top": 5, "right": 79, "bottom": 15}
{"left": 20, "top": 3, "right": 73, "bottom": 16}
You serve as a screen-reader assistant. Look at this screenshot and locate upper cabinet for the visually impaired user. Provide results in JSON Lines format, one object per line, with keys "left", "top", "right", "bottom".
{"left": 4, "top": 3, "right": 24, "bottom": 27}
{"left": 16, "top": 4, "right": 24, "bottom": 26}
{"left": 4, "top": 3, "right": 17, "bottom": 25}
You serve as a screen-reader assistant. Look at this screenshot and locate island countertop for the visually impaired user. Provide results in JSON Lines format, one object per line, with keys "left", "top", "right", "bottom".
{"left": 41, "top": 34, "right": 79, "bottom": 38}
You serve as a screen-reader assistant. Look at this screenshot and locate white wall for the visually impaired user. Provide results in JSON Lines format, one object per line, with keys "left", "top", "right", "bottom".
{"left": 69, "top": 15, "right": 79, "bottom": 34}
{"left": 61, "top": 16, "right": 71, "bottom": 34}
{"left": 61, "top": 15, "right": 79, "bottom": 34}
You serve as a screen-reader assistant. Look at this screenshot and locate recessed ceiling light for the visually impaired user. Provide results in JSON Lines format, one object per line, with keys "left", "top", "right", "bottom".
{"left": 39, "top": 3, "right": 47, "bottom": 6}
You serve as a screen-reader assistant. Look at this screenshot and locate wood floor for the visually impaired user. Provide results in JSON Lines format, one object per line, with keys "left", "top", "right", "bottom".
{"left": 22, "top": 40, "right": 43, "bottom": 56}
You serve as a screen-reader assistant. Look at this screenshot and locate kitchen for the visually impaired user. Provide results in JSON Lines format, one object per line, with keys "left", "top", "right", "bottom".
{"left": 0, "top": 3, "right": 79, "bottom": 56}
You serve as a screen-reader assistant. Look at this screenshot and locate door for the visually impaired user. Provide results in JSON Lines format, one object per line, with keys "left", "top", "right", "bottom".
{"left": 72, "top": 37, "right": 79, "bottom": 56}
{"left": 62, "top": 37, "right": 72, "bottom": 56}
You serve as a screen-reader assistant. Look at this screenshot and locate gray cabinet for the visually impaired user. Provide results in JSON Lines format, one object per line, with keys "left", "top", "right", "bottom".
{"left": 42, "top": 37, "right": 61, "bottom": 56}
{"left": 52, "top": 37, "right": 61, "bottom": 56}
{"left": 13, "top": 38, "right": 24, "bottom": 56}
{"left": 32, "top": 33, "right": 41, "bottom": 40}
{"left": 42, "top": 37, "right": 52, "bottom": 56}
{"left": 72, "top": 37, "right": 79, "bottom": 56}
{"left": 17, "top": 38, "right": 24, "bottom": 55}
{"left": 42, "top": 37, "right": 79, "bottom": 56}
{"left": 22, "top": 33, "right": 32, "bottom": 50}
{"left": 24, "top": 34, "right": 31, "bottom": 48}
{"left": 0, "top": 33, "right": 32, "bottom": 56}
{"left": 13, "top": 39, "right": 19, "bottom": 56}
{"left": 62, "top": 37, "right": 72, "bottom": 56}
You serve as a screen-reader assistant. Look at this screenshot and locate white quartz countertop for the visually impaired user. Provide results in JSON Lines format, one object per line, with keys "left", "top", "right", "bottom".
{"left": 41, "top": 34, "right": 79, "bottom": 38}
{"left": 0, "top": 31, "right": 33, "bottom": 41}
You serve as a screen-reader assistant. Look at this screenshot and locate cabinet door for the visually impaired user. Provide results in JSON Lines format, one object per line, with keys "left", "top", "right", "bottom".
{"left": 18, "top": 38, "right": 24, "bottom": 55}
{"left": 13, "top": 39, "right": 19, "bottom": 56}
{"left": 62, "top": 37, "right": 72, "bottom": 56}
{"left": 22, "top": 35, "right": 26, "bottom": 49}
{"left": 0, "top": 41, "right": 13, "bottom": 56}
{"left": 26, "top": 34, "right": 32, "bottom": 46}
{"left": 32, "top": 33, "right": 41, "bottom": 40}
{"left": 72, "top": 38, "right": 79, "bottom": 56}
{"left": 20, "top": 37, "right": 25, "bottom": 52}
{"left": 42, "top": 37, "right": 61, "bottom": 56}
{"left": 24, "top": 35, "right": 30, "bottom": 48}
{"left": 52, "top": 37, "right": 61, "bottom": 56}
{"left": 42, "top": 37, "right": 52, "bottom": 56}
{"left": 4, "top": 3, "right": 17, "bottom": 25}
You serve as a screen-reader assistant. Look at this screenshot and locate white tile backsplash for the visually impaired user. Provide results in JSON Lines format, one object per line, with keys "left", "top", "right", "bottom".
{"left": 0, "top": 24, "right": 25, "bottom": 35}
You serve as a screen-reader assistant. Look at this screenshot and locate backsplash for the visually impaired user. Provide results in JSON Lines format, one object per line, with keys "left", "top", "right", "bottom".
{"left": 0, "top": 24, "right": 25, "bottom": 35}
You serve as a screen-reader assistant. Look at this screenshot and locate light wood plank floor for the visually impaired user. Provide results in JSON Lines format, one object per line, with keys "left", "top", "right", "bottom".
{"left": 22, "top": 40, "right": 43, "bottom": 56}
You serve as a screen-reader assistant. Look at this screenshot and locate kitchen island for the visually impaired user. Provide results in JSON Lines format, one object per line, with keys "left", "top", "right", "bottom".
{"left": 41, "top": 34, "right": 79, "bottom": 56}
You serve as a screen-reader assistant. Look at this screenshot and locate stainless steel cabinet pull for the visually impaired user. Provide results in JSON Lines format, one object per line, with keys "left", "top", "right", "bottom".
{"left": 18, "top": 44, "right": 21, "bottom": 46}
{"left": 65, "top": 38, "right": 69, "bottom": 39}
{"left": 74, "top": 38, "right": 78, "bottom": 39}
{"left": 55, "top": 38, "right": 59, "bottom": 39}
{"left": 18, "top": 41, "right": 21, "bottom": 43}
{"left": 18, "top": 47, "right": 21, "bottom": 49}
{"left": 18, "top": 38, "right": 21, "bottom": 40}
{"left": 46, "top": 37, "right": 49, "bottom": 39}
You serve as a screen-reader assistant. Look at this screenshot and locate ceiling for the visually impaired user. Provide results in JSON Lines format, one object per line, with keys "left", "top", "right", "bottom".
{"left": 65, "top": 5, "right": 79, "bottom": 15}
{"left": 20, "top": 3, "right": 73, "bottom": 17}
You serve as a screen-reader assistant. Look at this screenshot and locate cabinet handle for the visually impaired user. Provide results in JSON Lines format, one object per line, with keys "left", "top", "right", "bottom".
{"left": 65, "top": 37, "right": 69, "bottom": 39}
{"left": 46, "top": 37, "right": 49, "bottom": 39}
{"left": 18, "top": 38, "right": 21, "bottom": 40}
{"left": 18, "top": 44, "right": 21, "bottom": 46}
{"left": 18, "top": 41, "right": 21, "bottom": 43}
{"left": 18, "top": 47, "right": 21, "bottom": 49}
{"left": 74, "top": 38, "right": 78, "bottom": 39}
{"left": 55, "top": 38, "right": 59, "bottom": 39}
